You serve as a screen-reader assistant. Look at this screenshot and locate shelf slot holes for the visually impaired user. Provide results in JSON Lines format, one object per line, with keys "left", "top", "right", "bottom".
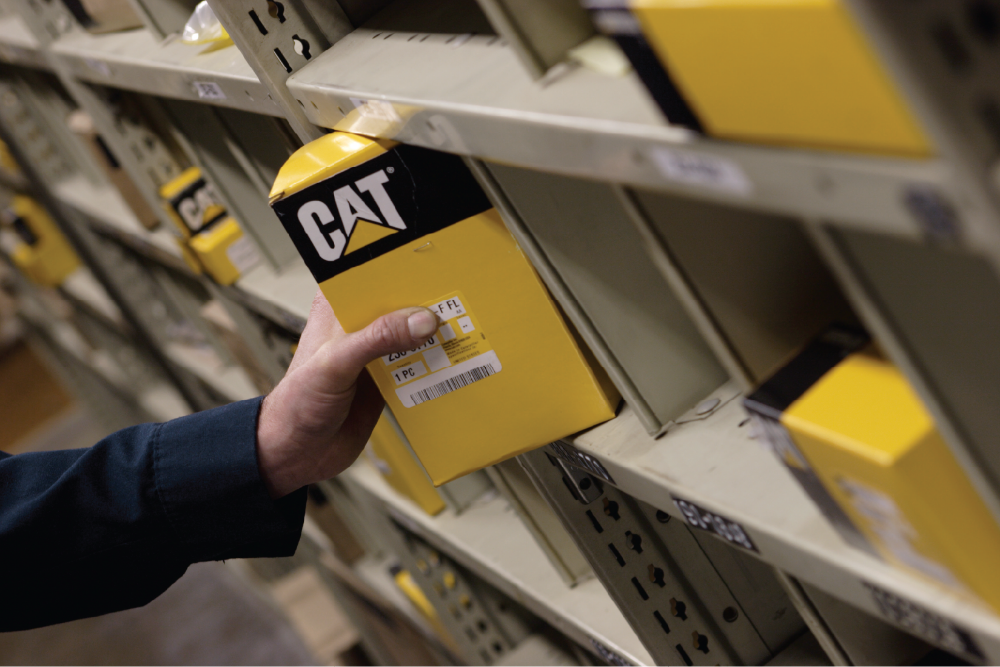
{"left": 654, "top": 610, "right": 670, "bottom": 634}
{"left": 273, "top": 48, "right": 292, "bottom": 73}
{"left": 267, "top": 0, "right": 286, "bottom": 23}
{"left": 648, "top": 564, "right": 665, "bottom": 587}
{"left": 676, "top": 644, "right": 693, "bottom": 666}
{"left": 625, "top": 530, "right": 643, "bottom": 554}
{"left": 670, "top": 597, "right": 687, "bottom": 621}
{"left": 585, "top": 510, "right": 603, "bottom": 533}
{"left": 693, "top": 631, "right": 709, "bottom": 654}
{"left": 602, "top": 497, "right": 620, "bottom": 520}
{"left": 630, "top": 577, "right": 649, "bottom": 601}
{"left": 248, "top": 9, "right": 267, "bottom": 35}
{"left": 608, "top": 543, "right": 626, "bottom": 567}
{"left": 292, "top": 34, "right": 311, "bottom": 60}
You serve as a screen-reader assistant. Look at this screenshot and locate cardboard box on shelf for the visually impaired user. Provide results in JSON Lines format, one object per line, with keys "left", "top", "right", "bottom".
{"left": 67, "top": 110, "right": 160, "bottom": 231}
{"left": 586, "top": 0, "right": 931, "bottom": 156}
{"left": 3, "top": 196, "right": 79, "bottom": 288}
{"left": 270, "top": 132, "right": 619, "bottom": 484}
{"left": 746, "top": 326, "right": 1000, "bottom": 612}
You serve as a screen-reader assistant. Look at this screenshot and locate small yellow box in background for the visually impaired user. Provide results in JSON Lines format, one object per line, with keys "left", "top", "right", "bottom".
{"left": 588, "top": 0, "right": 931, "bottom": 156}
{"left": 159, "top": 166, "right": 227, "bottom": 238}
{"left": 160, "top": 167, "right": 261, "bottom": 285}
{"left": 4, "top": 196, "right": 79, "bottom": 288}
{"left": 746, "top": 327, "right": 1000, "bottom": 612}
{"left": 187, "top": 217, "right": 260, "bottom": 286}
{"left": 270, "top": 132, "right": 619, "bottom": 484}
{"left": 365, "top": 412, "right": 447, "bottom": 517}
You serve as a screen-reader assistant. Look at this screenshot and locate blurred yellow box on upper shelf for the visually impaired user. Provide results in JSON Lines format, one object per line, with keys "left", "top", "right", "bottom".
{"left": 5, "top": 196, "right": 79, "bottom": 287}
{"left": 269, "top": 132, "right": 619, "bottom": 484}
{"left": 746, "top": 329, "right": 1000, "bottom": 612}
{"left": 159, "top": 167, "right": 260, "bottom": 285}
{"left": 607, "top": 0, "right": 932, "bottom": 156}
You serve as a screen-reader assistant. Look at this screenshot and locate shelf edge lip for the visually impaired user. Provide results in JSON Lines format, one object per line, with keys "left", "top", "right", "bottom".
{"left": 0, "top": 14, "right": 49, "bottom": 70}
{"left": 48, "top": 30, "right": 284, "bottom": 117}
{"left": 287, "top": 41, "right": 953, "bottom": 241}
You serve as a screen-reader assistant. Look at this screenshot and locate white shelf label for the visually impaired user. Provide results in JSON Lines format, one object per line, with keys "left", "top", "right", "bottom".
{"left": 864, "top": 582, "right": 984, "bottom": 659}
{"left": 589, "top": 639, "right": 633, "bottom": 666}
{"left": 548, "top": 441, "right": 615, "bottom": 484}
{"left": 83, "top": 58, "right": 111, "bottom": 77}
{"left": 650, "top": 147, "right": 753, "bottom": 196}
{"left": 672, "top": 496, "right": 757, "bottom": 552}
{"left": 193, "top": 81, "right": 227, "bottom": 100}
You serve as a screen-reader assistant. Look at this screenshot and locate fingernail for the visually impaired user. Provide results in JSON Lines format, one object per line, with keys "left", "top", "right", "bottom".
{"left": 407, "top": 310, "right": 437, "bottom": 339}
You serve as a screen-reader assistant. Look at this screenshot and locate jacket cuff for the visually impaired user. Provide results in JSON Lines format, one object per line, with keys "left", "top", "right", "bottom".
{"left": 153, "top": 396, "right": 305, "bottom": 562}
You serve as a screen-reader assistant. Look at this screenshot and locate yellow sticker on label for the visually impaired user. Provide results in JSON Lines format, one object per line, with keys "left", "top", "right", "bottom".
{"left": 382, "top": 291, "right": 501, "bottom": 408}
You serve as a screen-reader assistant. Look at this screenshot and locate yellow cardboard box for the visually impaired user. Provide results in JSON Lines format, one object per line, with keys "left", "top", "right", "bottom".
{"left": 6, "top": 196, "right": 79, "bottom": 287}
{"left": 746, "top": 328, "right": 1000, "bottom": 611}
{"left": 270, "top": 132, "right": 619, "bottom": 484}
{"left": 588, "top": 0, "right": 931, "bottom": 156}
{"left": 158, "top": 167, "right": 226, "bottom": 238}
{"left": 365, "top": 412, "right": 447, "bottom": 516}
{"left": 188, "top": 217, "right": 260, "bottom": 286}
{"left": 159, "top": 168, "right": 260, "bottom": 285}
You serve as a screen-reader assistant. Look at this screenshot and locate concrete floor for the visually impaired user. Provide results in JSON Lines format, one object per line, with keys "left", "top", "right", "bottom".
{"left": 0, "top": 562, "right": 317, "bottom": 666}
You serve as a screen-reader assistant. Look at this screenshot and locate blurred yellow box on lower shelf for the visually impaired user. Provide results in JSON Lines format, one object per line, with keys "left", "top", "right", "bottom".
{"left": 746, "top": 328, "right": 1000, "bottom": 612}
{"left": 365, "top": 413, "right": 447, "bottom": 517}
{"left": 187, "top": 217, "right": 260, "bottom": 286}
{"left": 5, "top": 196, "right": 79, "bottom": 288}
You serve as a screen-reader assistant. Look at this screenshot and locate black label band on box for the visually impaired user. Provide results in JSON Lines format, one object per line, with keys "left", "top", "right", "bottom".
{"left": 272, "top": 145, "right": 491, "bottom": 284}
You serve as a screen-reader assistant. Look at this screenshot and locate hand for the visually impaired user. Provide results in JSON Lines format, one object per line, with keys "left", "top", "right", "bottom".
{"left": 256, "top": 290, "right": 438, "bottom": 499}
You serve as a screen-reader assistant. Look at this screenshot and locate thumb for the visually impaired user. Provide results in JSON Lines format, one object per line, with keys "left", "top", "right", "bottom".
{"left": 318, "top": 307, "right": 439, "bottom": 394}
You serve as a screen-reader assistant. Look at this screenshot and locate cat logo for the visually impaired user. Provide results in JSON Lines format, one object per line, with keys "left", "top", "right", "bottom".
{"left": 297, "top": 168, "right": 405, "bottom": 262}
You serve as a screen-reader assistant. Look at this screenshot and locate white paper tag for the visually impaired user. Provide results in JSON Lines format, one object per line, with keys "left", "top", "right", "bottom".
{"left": 193, "top": 81, "right": 226, "bottom": 100}
{"left": 83, "top": 58, "right": 111, "bottom": 77}
{"left": 382, "top": 333, "right": 442, "bottom": 366}
{"left": 391, "top": 360, "right": 427, "bottom": 386}
{"left": 650, "top": 147, "right": 753, "bottom": 195}
{"left": 226, "top": 235, "right": 261, "bottom": 273}
{"left": 349, "top": 98, "right": 402, "bottom": 123}
{"left": 396, "top": 350, "right": 501, "bottom": 408}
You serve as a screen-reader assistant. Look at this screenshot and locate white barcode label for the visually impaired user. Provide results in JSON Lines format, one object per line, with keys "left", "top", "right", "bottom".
{"left": 193, "top": 81, "right": 226, "bottom": 100}
{"left": 226, "top": 235, "right": 261, "bottom": 273}
{"left": 396, "top": 351, "right": 501, "bottom": 408}
{"left": 650, "top": 147, "right": 753, "bottom": 195}
{"left": 84, "top": 58, "right": 111, "bottom": 77}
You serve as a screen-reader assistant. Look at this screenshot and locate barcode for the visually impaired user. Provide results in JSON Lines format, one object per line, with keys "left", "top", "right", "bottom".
{"left": 409, "top": 363, "right": 495, "bottom": 405}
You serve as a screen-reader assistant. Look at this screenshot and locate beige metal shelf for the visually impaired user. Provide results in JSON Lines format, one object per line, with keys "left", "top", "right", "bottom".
{"left": 164, "top": 340, "right": 258, "bottom": 402}
{"left": 346, "top": 462, "right": 654, "bottom": 666}
{"left": 564, "top": 382, "right": 1000, "bottom": 663}
{"left": 49, "top": 27, "right": 283, "bottom": 116}
{"left": 286, "top": 22, "right": 950, "bottom": 243}
{"left": 0, "top": 13, "right": 49, "bottom": 69}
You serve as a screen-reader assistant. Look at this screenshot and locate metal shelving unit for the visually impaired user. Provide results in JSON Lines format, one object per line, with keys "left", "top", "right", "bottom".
{"left": 3, "top": 0, "right": 1000, "bottom": 664}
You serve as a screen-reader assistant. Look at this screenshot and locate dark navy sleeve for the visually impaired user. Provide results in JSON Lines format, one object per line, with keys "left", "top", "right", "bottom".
{"left": 0, "top": 396, "right": 306, "bottom": 632}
